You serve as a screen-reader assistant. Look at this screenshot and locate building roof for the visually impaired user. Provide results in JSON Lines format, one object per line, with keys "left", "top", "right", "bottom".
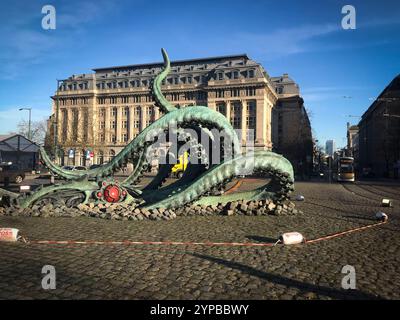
{"left": 0, "top": 134, "right": 39, "bottom": 152}
{"left": 93, "top": 54, "right": 250, "bottom": 73}
{"left": 0, "top": 134, "right": 16, "bottom": 142}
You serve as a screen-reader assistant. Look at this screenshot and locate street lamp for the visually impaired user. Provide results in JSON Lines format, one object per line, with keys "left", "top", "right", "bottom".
{"left": 19, "top": 107, "right": 32, "bottom": 140}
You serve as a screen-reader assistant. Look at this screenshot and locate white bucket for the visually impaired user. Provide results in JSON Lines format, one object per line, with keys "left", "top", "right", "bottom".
{"left": 295, "top": 195, "right": 305, "bottom": 201}
{"left": 279, "top": 232, "right": 305, "bottom": 245}
{"left": 0, "top": 228, "right": 20, "bottom": 242}
{"left": 375, "top": 212, "right": 388, "bottom": 222}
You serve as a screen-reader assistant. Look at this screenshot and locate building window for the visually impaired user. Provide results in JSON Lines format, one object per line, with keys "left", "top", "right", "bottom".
{"left": 216, "top": 103, "right": 226, "bottom": 116}
{"left": 233, "top": 71, "right": 239, "bottom": 79}
{"left": 97, "top": 151, "right": 104, "bottom": 164}
{"left": 123, "top": 106, "right": 129, "bottom": 116}
{"left": 248, "top": 70, "right": 255, "bottom": 78}
{"left": 111, "top": 121, "right": 116, "bottom": 129}
{"left": 134, "top": 106, "right": 141, "bottom": 116}
{"left": 231, "top": 102, "right": 242, "bottom": 129}
{"left": 100, "top": 121, "right": 105, "bottom": 129}
{"left": 112, "top": 107, "right": 117, "bottom": 117}
{"left": 122, "top": 120, "right": 128, "bottom": 129}
{"left": 122, "top": 133, "right": 128, "bottom": 142}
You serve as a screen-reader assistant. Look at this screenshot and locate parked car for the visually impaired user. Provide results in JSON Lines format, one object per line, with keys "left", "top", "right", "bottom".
{"left": 89, "top": 164, "right": 101, "bottom": 170}
{"left": 61, "top": 166, "right": 87, "bottom": 171}
{"left": 0, "top": 164, "right": 25, "bottom": 184}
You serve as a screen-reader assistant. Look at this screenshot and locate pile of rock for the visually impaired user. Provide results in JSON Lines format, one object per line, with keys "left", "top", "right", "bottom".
{"left": 0, "top": 198, "right": 299, "bottom": 221}
{"left": 174, "top": 199, "right": 300, "bottom": 217}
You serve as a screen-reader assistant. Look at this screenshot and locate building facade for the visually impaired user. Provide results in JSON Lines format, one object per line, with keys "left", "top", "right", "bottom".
{"left": 358, "top": 74, "right": 400, "bottom": 178}
{"left": 346, "top": 123, "right": 359, "bottom": 158}
{"left": 50, "top": 54, "right": 280, "bottom": 166}
{"left": 47, "top": 53, "right": 312, "bottom": 172}
{"left": 271, "top": 74, "right": 313, "bottom": 178}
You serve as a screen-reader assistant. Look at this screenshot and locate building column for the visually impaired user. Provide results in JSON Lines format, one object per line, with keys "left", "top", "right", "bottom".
{"left": 77, "top": 109, "right": 83, "bottom": 142}
{"left": 57, "top": 109, "right": 64, "bottom": 145}
{"left": 154, "top": 105, "right": 160, "bottom": 120}
{"left": 105, "top": 107, "right": 111, "bottom": 143}
{"left": 129, "top": 106, "right": 135, "bottom": 140}
{"left": 116, "top": 106, "right": 122, "bottom": 143}
{"left": 255, "top": 99, "right": 267, "bottom": 149}
{"left": 226, "top": 100, "right": 231, "bottom": 124}
{"left": 141, "top": 105, "right": 147, "bottom": 131}
{"left": 90, "top": 95, "right": 97, "bottom": 147}
{"left": 241, "top": 100, "right": 247, "bottom": 145}
{"left": 266, "top": 101, "right": 273, "bottom": 149}
{"left": 208, "top": 101, "right": 216, "bottom": 111}
{"left": 66, "top": 108, "right": 73, "bottom": 142}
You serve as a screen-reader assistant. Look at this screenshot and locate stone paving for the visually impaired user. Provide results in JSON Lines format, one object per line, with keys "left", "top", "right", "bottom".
{"left": 0, "top": 180, "right": 399, "bottom": 300}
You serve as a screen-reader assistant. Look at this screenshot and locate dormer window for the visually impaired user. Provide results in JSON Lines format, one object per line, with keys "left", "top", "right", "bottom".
{"left": 249, "top": 70, "right": 255, "bottom": 78}
{"left": 233, "top": 71, "right": 239, "bottom": 79}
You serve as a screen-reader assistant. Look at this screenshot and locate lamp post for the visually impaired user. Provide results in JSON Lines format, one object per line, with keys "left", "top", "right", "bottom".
{"left": 19, "top": 107, "right": 32, "bottom": 140}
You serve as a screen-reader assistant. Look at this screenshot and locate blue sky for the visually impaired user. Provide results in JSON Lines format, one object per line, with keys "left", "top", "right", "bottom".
{"left": 0, "top": 0, "right": 399, "bottom": 148}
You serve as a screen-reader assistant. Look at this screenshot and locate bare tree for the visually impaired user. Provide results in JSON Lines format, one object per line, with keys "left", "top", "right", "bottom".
{"left": 17, "top": 119, "right": 48, "bottom": 145}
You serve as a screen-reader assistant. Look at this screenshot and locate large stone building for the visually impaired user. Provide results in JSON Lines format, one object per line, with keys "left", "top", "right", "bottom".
{"left": 358, "top": 74, "right": 400, "bottom": 178}
{"left": 271, "top": 74, "right": 313, "bottom": 177}
{"left": 346, "top": 122, "right": 359, "bottom": 158}
{"left": 48, "top": 53, "right": 312, "bottom": 174}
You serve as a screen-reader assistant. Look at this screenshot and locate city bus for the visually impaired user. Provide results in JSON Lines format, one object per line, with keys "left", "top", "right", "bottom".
{"left": 337, "top": 157, "right": 355, "bottom": 182}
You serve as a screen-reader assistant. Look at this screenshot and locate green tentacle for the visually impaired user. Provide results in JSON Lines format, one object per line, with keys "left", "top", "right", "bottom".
{"left": 152, "top": 48, "right": 177, "bottom": 113}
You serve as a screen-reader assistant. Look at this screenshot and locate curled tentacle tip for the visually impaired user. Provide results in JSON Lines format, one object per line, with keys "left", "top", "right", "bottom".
{"left": 161, "top": 48, "right": 169, "bottom": 64}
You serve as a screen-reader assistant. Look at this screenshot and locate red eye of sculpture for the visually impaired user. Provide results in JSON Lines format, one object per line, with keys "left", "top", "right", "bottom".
{"left": 103, "top": 185, "right": 121, "bottom": 203}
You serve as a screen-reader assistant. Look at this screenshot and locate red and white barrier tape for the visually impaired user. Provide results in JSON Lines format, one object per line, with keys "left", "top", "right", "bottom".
{"left": 26, "top": 220, "right": 387, "bottom": 247}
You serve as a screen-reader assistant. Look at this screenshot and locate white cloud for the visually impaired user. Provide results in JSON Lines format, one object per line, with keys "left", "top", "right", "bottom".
{"left": 0, "top": 0, "right": 121, "bottom": 80}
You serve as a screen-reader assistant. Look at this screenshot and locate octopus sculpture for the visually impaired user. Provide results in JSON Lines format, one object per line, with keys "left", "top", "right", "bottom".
{"left": 0, "top": 49, "right": 295, "bottom": 211}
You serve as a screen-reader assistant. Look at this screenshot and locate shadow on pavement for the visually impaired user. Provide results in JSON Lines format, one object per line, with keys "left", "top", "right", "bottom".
{"left": 190, "top": 253, "right": 383, "bottom": 300}
{"left": 246, "top": 235, "right": 277, "bottom": 243}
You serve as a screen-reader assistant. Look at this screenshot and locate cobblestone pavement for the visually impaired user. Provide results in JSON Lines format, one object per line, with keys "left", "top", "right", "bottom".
{"left": 1, "top": 180, "right": 399, "bottom": 300}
